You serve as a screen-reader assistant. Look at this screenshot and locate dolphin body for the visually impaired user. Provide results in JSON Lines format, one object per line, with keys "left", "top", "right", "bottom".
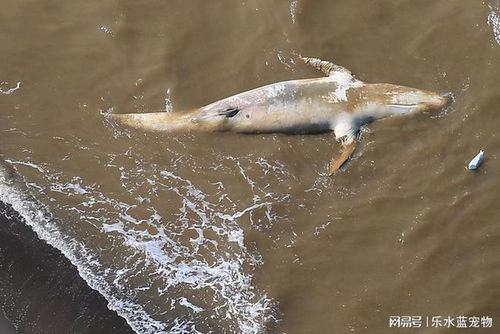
{"left": 109, "top": 57, "right": 450, "bottom": 175}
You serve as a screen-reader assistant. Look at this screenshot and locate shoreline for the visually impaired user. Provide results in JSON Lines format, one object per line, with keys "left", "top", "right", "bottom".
{"left": 0, "top": 311, "right": 15, "bottom": 334}
{"left": 0, "top": 201, "right": 134, "bottom": 334}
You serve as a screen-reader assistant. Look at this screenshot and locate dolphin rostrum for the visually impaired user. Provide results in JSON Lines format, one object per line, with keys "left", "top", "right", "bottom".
{"left": 109, "top": 57, "right": 450, "bottom": 175}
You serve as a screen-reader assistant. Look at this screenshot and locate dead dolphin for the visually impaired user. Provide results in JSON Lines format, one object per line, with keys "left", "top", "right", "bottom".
{"left": 109, "top": 57, "right": 450, "bottom": 175}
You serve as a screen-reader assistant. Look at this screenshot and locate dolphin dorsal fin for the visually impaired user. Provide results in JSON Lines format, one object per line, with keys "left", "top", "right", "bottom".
{"left": 300, "top": 56, "right": 353, "bottom": 78}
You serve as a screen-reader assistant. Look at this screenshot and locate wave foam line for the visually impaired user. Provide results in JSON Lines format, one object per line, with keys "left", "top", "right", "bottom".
{"left": 0, "top": 163, "right": 166, "bottom": 334}
{"left": 488, "top": 6, "right": 500, "bottom": 45}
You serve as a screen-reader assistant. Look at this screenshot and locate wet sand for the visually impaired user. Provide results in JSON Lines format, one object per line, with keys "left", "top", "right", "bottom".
{"left": 0, "top": 313, "right": 15, "bottom": 334}
{"left": 0, "top": 202, "right": 134, "bottom": 334}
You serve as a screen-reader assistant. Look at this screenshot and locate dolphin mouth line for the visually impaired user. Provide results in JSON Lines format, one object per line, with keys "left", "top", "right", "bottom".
{"left": 387, "top": 104, "right": 418, "bottom": 108}
{"left": 387, "top": 104, "right": 418, "bottom": 115}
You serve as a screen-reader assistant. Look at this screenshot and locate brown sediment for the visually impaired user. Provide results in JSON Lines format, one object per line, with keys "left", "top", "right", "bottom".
{"left": 0, "top": 0, "right": 500, "bottom": 333}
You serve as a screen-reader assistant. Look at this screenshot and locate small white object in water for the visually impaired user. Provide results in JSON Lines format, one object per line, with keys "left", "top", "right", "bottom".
{"left": 0, "top": 81, "right": 21, "bottom": 95}
{"left": 467, "top": 150, "right": 484, "bottom": 170}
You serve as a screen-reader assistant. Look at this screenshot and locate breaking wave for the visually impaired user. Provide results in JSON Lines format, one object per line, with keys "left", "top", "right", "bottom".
{"left": 0, "top": 147, "right": 292, "bottom": 333}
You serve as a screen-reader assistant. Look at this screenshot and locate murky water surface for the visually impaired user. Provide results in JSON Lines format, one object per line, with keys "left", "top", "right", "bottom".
{"left": 1, "top": 1, "right": 500, "bottom": 333}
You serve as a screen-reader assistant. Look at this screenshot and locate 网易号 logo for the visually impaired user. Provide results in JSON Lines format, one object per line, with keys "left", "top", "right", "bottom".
{"left": 389, "top": 315, "right": 493, "bottom": 329}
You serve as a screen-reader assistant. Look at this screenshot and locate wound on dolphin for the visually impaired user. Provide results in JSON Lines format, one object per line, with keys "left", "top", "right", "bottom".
{"left": 108, "top": 56, "right": 451, "bottom": 176}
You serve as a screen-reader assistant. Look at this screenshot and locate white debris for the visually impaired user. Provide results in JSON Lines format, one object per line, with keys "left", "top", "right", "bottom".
{"left": 0, "top": 81, "right": 21, "bottom": 95}
{"left": 467, "top": 150, "right": 484, "bottom": 170}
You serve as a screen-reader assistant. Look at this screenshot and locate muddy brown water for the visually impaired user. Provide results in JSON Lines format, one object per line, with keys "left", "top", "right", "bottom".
{"left": 1, "top": 0, "right": 500, "bottom": 333}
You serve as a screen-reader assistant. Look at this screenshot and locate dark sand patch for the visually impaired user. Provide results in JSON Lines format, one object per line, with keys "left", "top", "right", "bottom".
{"left": 0, "top": 202, "right": 134, "bottom": 334}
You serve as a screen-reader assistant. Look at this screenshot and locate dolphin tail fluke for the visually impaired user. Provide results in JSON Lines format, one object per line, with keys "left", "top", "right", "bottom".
{"left": 328, "top": 141, "right": 357, "bottom": 176}
{"left": 106, "top": 111, "right": 199, "bottom": 133}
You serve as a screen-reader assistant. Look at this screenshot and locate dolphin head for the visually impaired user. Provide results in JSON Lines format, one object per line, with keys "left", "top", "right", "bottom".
{"left": 354, "top": 83, "right": 451, "bottom": 120}
{"left": 383, "top": 84, "right": 451, "bottom": 115}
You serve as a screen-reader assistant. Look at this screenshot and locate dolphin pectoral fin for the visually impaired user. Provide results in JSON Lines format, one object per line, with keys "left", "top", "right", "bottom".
{"left": 328, "top": 140, "right": 357, "bottom": 176}
{"left": 300, "top": 56, "right": 352, "bottom": 78}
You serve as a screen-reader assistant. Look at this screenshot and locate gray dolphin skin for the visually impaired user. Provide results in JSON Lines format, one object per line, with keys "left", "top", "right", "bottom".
{"left": 109, "top": 57, "right": 451, "bottom": 175}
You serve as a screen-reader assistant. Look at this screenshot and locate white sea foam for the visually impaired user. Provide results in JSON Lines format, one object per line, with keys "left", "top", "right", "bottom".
{"left": 0, "top": 151, "right": 290, "bottom": 333}
{"left": 99, "top": 26, "right": 114, "bottom": 37}
{"left": 0, "top": 162, "right": 168, "bottom": 333}
{"left": 164, "top": 88, "right": 174, "bottom": 112}
{"left": 488, "top": 8, "right": 500, "bottom": 45}
{"left": 178, "top": 297, "right": 204, "bottom": 313}
{"left": 290, "top": 1, "right": 298, "bottom": 24}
